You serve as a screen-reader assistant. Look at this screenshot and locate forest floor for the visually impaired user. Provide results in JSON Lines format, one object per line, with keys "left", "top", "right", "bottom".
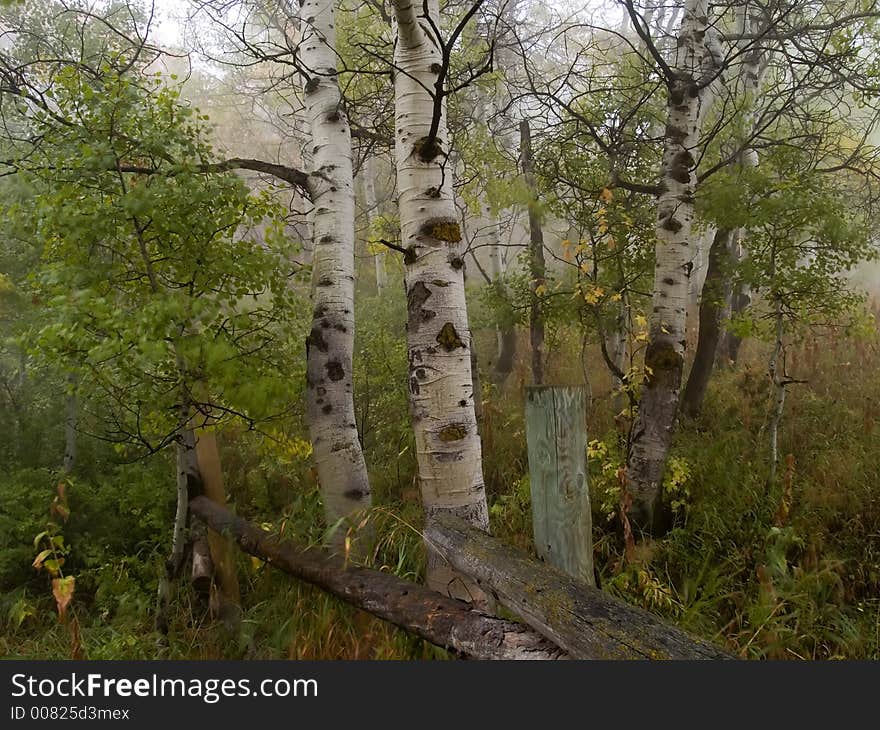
{"left": 2, "top": 325, "right": 879, "bottom": 660}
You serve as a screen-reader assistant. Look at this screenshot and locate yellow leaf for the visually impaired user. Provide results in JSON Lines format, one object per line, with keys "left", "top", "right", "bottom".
{"left": 32, "top": 549, "right": 52, "bottom": 571}
{"left": 52, "top": 576, "right": 75, "bottom": 621}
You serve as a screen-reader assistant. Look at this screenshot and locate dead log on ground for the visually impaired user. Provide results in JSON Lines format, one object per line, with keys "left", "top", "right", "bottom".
{"left": 426, "top": 514, "right": 734, "bottom": 660}
{"left": 189, "top": 497, "right": 567, "bottom": 660}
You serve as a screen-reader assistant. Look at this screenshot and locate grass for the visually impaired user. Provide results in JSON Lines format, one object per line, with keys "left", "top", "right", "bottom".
{"left": 2, "top": 321, "right": 880, "bottom": 659}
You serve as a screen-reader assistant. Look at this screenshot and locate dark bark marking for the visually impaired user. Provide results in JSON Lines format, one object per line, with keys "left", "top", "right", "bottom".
{"left": 438, "top": 424, "right": 468, "bottom": 442}
{"left": 419, "top": 217, "right": 461, "bottom": 243}
{"left": 326, "top": 361, "right": 345, "bottom": 381}
{"left": 407, "top": 281, "right": 436, "bottom": 329}
{"left": 436, "top": 322, "right": 465, "bottom": 351}
{"left": 308, "top": 327, "right": 329, "bottom": 353}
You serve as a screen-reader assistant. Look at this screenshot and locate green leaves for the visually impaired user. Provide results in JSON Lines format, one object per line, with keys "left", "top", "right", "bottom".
{"left": 10, "top": 64, "right": 304, "bottom": 453}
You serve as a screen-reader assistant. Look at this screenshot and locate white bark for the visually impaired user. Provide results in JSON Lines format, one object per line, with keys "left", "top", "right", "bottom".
{"left": 391, "top": 0, "right": 490, "bottom": 602}
{"left": 300, "top": 0, "right": 372, "bottom": 549}
{"left": 626, "top": 0, "right": 719, "bottom": 533}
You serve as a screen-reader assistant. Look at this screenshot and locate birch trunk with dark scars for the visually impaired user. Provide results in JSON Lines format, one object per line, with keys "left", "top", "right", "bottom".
{"left": 626, "top": 0, "right": 717, "bottom": 534}
{"left": 681, "top": 228, "right": 735, "bottom": 417}
{"left": 391, "top": 0, "right": 490, "bottom": 602}
{"left": 300, "top": 0, "right": 372, "bottom": 549}
{"left": 520, "top": 119, "right": 545, "bottom": 386}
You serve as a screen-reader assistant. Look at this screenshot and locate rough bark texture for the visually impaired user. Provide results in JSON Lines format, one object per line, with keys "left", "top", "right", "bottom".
{"left": 626, "top": 0, "right": 717, "bottom": 534}
{"left": 681, "top": 228, "right": 735, "bottom": 417}
{"left": 520, "top": 119, "right": 545, "bottom": 386}
{"left": 391, "top": 0, "right": 490, "bottom": 601}
{"left": 426, "top": 514, "right": 733, "bottom": 660}
{"left": 301, "top": 0, "right": 372, "bottom": 548}
{"left": 190, "top": 497, "right": 565, "bottom": 660}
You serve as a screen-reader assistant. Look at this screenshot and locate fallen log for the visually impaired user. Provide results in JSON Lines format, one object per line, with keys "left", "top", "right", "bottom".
{"left": 189, "top": 497, "right": 567, "bottom": 660}
{"left": 426, "top": 514, "right": 733, "bottom": 660}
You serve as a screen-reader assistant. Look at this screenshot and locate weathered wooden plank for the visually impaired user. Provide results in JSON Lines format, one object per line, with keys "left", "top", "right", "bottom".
{"left": 189, "top": 497, "right": 568, "bottom": 660}
{"left": 426, "top": 514, "right": 734, "bottom": 660}
{"left": 525, "top": 386, "right": 594, "bottom": 585}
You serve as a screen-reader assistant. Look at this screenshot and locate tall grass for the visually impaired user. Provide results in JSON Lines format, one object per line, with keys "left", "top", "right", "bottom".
{"left": 3, "top": 317, "right": 879, "bottom": 659}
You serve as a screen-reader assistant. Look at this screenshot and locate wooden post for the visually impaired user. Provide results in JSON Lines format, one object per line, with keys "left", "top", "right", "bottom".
{"left": 525, "top": 386, "right": 594, "bottom": 585}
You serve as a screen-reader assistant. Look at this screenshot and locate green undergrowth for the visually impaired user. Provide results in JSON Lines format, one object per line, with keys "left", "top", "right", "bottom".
{"left": 2, "top": 324, "right": 879, "bottom": 659}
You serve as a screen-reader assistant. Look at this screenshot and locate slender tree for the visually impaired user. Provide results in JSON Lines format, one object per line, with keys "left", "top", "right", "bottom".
{"left": 624, "top": 0, "right": 721, "bottom": 533}
{"left": 299, "top": 0, "right": 373, "bottom": 549}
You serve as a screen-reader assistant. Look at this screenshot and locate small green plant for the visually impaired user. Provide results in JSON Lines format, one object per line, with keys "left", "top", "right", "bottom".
{"left": 587, "top": 438, "right": 625, "bottom": 522}
{"left": 32, "top": 479, "right": 81, "bottom": 658}
{"left": 663, "top": 455, "right": 692, "bottom": 518}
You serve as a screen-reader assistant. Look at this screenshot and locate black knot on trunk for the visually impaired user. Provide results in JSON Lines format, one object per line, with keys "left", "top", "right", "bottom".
{"left": 413, "top": 136, "right": 444, "bottom": 163}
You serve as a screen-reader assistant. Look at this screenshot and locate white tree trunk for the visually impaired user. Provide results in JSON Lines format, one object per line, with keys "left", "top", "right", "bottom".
{"left": 300, "top": 0, "right": 372, "bottom": 549}
{"left": 391, "top": 0, "right": 490, "bottom": 602}
{"left": 626, "top": 0, "right": 718, "bottom": 533}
